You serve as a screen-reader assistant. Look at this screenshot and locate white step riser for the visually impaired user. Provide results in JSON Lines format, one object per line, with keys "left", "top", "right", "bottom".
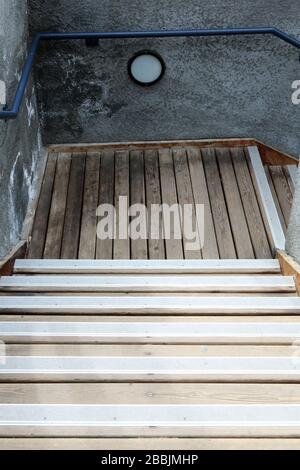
{"left": 1, "top": 357, "right": 300, "bottom": 382}
{"left": 14, "top": 259, "right": 281, "bottom": 275}
{"left": 1, "top": 296, "right": 300, "bottom": 314}
{"left": 0, "top": 404, "right": 299, "bottom": 424}
{"left": 248, "top": 146, "right": 286, "bottom": 251}
{"left": 1, "top": 404, "right": 300, "bottom": 437}
{"left": 0, "top": 275, "right": 295, "bottom": 293}
{"left": 288, "top": 165, "right": 298, "bottom": 189}
{"left": 1, "top": 322, "right": 300, "bottom": 344}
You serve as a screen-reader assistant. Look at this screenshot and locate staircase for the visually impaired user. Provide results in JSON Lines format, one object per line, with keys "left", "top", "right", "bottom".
{"left": 1, "top": 258, "right": 300, "bottom": 449}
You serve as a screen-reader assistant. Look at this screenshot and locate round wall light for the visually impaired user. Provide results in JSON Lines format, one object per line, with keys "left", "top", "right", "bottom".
{"left": 128, "top": 51, "right": 165, "bottom": 86}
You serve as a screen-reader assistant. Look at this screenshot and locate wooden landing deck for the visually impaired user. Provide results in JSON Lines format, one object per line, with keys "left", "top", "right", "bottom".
{"left": 27, "top": 145, "right": 295, "bottom": 260}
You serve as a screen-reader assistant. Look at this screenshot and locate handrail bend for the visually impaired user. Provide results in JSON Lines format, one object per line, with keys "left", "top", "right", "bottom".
{"left": 1, "top": 27, "right": 300, "bottom": 120}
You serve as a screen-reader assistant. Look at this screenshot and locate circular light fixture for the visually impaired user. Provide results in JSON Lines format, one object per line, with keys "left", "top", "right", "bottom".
{"left": 128, "top": 51, "right": 165, "bottom": 86}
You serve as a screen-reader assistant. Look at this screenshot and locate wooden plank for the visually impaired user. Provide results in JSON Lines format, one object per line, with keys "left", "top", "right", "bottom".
{"left": 247, "top": 146, "right": 286, "bottom": 251}
{"left": 113, "top": 150, "right": 130, "bottom": 259}
{"left": 27, "top": 153, "right": 57, "bottom": 259}
{"left": 60, "top": 153, "right": 86, "bottom": 259}
{"left": 0, "top": 275, "right": 295, "bottom": 293}
{"left": 2, "top": 315, "right": 300, "bottom": 324}
{"left": 3, "top": 344, "right": 298, "bottom": 357}
{"left": 144, "top": 149, "right": 165, "bottom": 259}
{"left": 231, "top": 148, "right": 271, "bottom": 259}
{"left": 158, "top": 149, "right": 183, "bottom": 259}
{"left": 14, "top": 259, "right": 281, "bottom": 274}
{"left": 2, "top": 405, "right": 300, "bottom": 437}
{"left": 130, "top": 150, "right": 148, "bottom": 259}
{"left": 256, "top": 140, "right": 298, "bottom": 166}
{"left": 47, "top": 138, "right": 299, "bottom": 166}
{"left": 1, "top": 295, "right": 300, "bottom": 315}
{"left": 201, "top": 148, "right": 236, "bottom": 259}
{"left": 78, "top": 152, "right": 101, "bottom": 259}
{"left": 278, "top": 250, "right": 300, "bottom": 295}
{"left": 48, "top": 139, "right": 258, "bottom": 154}
{"left": 0, "top": 241, "right": 27, "bottom": 277}
{"left": 1, "top": 437, "right": 300, "bottom": 450}
{"left": 2, "top": 383, "right": 300, "bottom": 404}
{"left": 187, "top": 147, "right": 219, "bottom": 259}
{"left": 43, "top": 154, "right": 71, "bottom": 259}
{"left": 216, "top": 148, "right": 254, "bottom": 259}
{"left": 173, "top": 148, "right": 201, "bottom": 259}
{"left": 2, "top": 320, "right": 300, "bottom": 344}
{"left": 268, "top": 166, "right": 293, "bottom": 226}
{"left": 96, "top": 150, "right": 115, "bottom": 259}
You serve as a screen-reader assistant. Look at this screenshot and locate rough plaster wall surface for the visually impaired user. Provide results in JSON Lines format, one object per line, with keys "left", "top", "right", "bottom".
{"left": 287, "top": 165, "right": 300, "bottom": 262}
{"left": 0, "top": 0, "right": 41, "bottom": 259}
{"left": 29, "top": 0, "right": 300, "bottom": 155}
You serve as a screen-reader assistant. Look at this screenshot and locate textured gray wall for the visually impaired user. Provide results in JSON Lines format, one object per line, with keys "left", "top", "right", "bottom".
{"left": 0, "top": 0, "right": 41, "bottom": 259}
{"left": 287, "top": 166, "right": 300, "bottom": 262}
{"left": 29, "top": 1, "right": 300, "bottom": 156}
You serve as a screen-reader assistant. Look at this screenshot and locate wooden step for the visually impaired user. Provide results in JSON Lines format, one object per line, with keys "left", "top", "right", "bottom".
{"left": 2, "top": 383, "right": 300, "bottom": 404}
{"left": 14, "top": 259, "right": 281, "bottom": 275}
{"left": 1, "top": 296, "right": 300, "bottom": 314}
{"left": 0, "top": 404, "right": 300, "bottom": 437}
{"left": 1, "top": 437, "right": 300, "bottom": 450}
{"left": 0, "top": 275, "right": 294, "bottom": 293}
{"left": 3, "top": 344, "right": 296, "bottom": 356}
{"left": 2, "top": 321, "right": 300, "bottom": 343}
{"left": 1, "top": 356, "right": 300, "bottom": 382}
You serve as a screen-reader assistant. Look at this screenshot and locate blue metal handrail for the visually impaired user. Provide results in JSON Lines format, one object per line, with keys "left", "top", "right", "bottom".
{"left": 1, "top": 27, "right": 300, "bottom": 120}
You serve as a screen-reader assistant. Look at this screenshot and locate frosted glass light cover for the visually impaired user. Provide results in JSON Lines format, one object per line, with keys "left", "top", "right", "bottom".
{"left": 129, "top": 53, "right": 164, "bottom": 85}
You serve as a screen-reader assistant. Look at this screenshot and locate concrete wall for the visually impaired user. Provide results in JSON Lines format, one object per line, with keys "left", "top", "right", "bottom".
{"left": 0, "top": 0, "right": 41, "bottom": 259}
{"left": 287, "top": 166, "right": 300, "bottom": 263}
{"left": 29, "top": 0, "right": 300, "bottom": 156}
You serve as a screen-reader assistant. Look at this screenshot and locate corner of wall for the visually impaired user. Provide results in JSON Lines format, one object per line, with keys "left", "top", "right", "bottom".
{"left": 0, "top": 0, "right": 42, "bottom": 260}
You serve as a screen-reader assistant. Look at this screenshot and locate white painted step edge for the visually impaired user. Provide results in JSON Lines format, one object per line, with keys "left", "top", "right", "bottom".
{"left": 0, "top": 275, "right": 295, "bottom": 292}
{"left": 1, "top": 296, "right": 300, "bottom": 314}
{"left": 248, "top": 146, "right": 286, "bottom": 251}
{"left": 1, "top": 321, "right": 300, "bottom": 338}
{"left": 1, "top": 404, "right": 300, "bottom": 427}
{"left": 14, "top": 259, "right": 281, "bottom": 274}
{"left": 288, "top": 165, "right": 298, "bottom": 189}
{"left": 1, "top": 356, "right": 300, "bottom": 375}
